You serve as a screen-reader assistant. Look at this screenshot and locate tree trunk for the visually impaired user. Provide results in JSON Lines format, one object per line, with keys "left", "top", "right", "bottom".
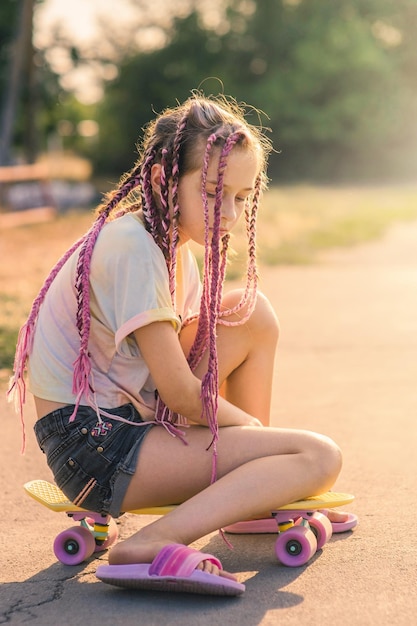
{"left": 0, "top": 0, "right": 35, "bottom": 166}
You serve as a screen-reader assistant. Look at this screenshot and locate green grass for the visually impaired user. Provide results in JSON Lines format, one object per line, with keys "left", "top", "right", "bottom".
{"left": 2, "top": 184, "right": 417, "bottom": 373}
{"left": 0, "top": 294, "right": 20, "bottom": 371}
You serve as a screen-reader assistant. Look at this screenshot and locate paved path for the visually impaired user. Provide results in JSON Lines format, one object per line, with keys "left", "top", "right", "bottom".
{"left": 1, "top": 220, "right": 416, "bottom": 625}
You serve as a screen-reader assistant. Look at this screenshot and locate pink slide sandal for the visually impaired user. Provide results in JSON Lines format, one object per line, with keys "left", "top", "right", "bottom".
{"left": 320, "top": 511, "right": 358, "bottom": 533}
{"left": 96, "top": 543, "right": 245, "bottom": 596}
{"left": 224, "top": 511, "right": 358, "bottom": 534}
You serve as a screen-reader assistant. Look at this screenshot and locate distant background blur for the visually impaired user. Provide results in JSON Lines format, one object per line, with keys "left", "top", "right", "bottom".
{"left": 1, "top": 0, "right": 417, "bottom": 189}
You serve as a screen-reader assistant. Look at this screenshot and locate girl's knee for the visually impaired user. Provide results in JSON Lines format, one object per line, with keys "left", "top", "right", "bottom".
{"left": 324, "top": 436, "right": 343, "bottom": 476}
{"left": 307, "top": 434, "right": 343, "bottom": 491}
{"left": 252, "top": 291, "right": 280, "bottom": 341}
{"left": 300, "top": 431, "right": 342, "bottom": 494}
{"left": 222, "top": 288, "right": 280, "bottom": 342}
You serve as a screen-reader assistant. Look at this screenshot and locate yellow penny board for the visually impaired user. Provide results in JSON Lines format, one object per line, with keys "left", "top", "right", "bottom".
{"left": 24, "top": 479, "right": 354, "bottom": 516}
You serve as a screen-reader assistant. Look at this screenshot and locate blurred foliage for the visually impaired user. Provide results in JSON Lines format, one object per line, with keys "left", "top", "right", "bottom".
{"left": 92, "top": 0, "right": 417, "bottom": 182}
{"left": 2, "top": 0, "right": 417, "bottom": 181}
{"left": 0, "top": 0, "right": 61, "bottom": 162}
{"left": 0, "top": 0, "right": 19, "bottom": 86}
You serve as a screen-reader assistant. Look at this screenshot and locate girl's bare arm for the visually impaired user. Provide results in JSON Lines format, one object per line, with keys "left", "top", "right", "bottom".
{"left": 133, "top": 321, "right": 261, "bottom": 428}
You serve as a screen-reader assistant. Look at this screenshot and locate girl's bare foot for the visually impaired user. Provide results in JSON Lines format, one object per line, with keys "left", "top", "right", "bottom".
{"left": 108, "top": 534, "right": 237, "bottom": 581}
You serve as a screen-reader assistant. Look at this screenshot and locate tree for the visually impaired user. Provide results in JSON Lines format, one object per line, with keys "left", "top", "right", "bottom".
{"left": 220, "top": 0, "right": 410, "bottom": 180}
{"left": 0, "top": 0, "right": 65, "bottom": 165}
{"left": 91, "top": 0, "right": 417, "bottom": 181}
{"left": 93, "top": 11, "right": 228, "bottom": 174}
{"left": 0, "top": 0, "right": 35, "bottom": 164}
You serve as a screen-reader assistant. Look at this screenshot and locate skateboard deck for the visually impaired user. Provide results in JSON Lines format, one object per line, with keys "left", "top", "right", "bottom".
{"left": 24, "top": 479, "right": 355, "bottom": 568}
{"left": 24, "top": 479, "right": 176, "bottom": 515}
{"left": 24, "top": 479, "right": 354, "bottom": 514}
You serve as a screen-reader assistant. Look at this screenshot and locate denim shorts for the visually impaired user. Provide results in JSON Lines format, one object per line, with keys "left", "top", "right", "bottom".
{"left": 34, "top": 403, "right": 155, "bottom": 518}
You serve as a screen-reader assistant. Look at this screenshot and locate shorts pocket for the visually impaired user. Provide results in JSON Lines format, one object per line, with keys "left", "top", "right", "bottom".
{"left": 54, "top": 456, "right": 90, "bottom": 493}
{"left": 46, "top": 429, "right": 84, "bottom": 467}
{"left": 53, "top": 456, "right": 107, "bottom": 510}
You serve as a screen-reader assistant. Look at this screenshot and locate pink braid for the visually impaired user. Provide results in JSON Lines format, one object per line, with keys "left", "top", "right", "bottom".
{"left": 141, "top": 147, "right": 173, "bottom": 268}
{"left": 8, "top": 168, "right": 143, "bottom": 447}
{"left": 217, "top": 173, "right": 261, "bottom": 326}
{"left": 168, "top": 114, "right": 188, "bottom": 305}
{"left": 70, "top": 213, "right": 106, "bottom": 420}
{"left": 70, "top": 171, "right": 143, "bottom": 421}
{"left": 199, "top": 132, "right": 242, "bottom": 482}
{"left": 7, "top": 234, "right": 87, "bottom": 451}
{"left": 158, "top": 149, "right": 171, "bottom": 265}
{"left": 140, "top": 147, "right": 158, "bottom": 239}
{"left": 186, "top": 133, "right": 218, "bottom": 371}
{"left": 219, "top": 234, "right": 230, "bottom": 289}
{"left": 141, "top": 119, "right": 189, "bottom": 429}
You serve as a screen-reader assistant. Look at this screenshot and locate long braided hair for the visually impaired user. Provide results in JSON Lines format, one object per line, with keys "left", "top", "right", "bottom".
{"left": 8, "top": 95, "right": 271, "bottom": 466}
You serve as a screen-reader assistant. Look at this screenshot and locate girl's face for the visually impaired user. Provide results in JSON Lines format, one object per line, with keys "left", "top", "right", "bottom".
{"left": 176, "top": 146, "right": 259, "bottom": 246}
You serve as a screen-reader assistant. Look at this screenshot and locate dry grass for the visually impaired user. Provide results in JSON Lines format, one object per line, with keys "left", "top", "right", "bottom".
{"left": 228, "top": 184, "right": 417, "bottom": 271}
{"left": 2, "top": 184, "right": 417, "bottom": 373}
{"left": 0, "top": 210, "right": 94, "bottom": 376}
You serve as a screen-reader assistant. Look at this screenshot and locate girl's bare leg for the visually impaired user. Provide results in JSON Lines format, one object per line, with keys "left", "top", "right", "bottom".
{"left": 180, "top": 289, "right": 279, "bottom": 426}
{"left": 195, "top": 288, "right": 347, "bottom": 525}
{"left": 110, "top": 290, "right": 343, "bottom": 576}
{"left": 111, "top": 424, "right": 342, "bottom": 577}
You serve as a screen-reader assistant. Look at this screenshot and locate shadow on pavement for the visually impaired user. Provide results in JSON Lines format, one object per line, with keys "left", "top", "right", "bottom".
{"left": 1, "top": 532, "right": 312, "bottom": 625}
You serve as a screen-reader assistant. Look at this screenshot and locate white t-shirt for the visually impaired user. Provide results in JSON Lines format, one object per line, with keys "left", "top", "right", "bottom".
{"left": 28, "top": 213, "right": 202, "bottom": 419}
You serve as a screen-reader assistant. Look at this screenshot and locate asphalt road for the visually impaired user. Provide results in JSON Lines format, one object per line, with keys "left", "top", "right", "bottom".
{"left": 1, "top": 220, "right": 416, "bottom": 625}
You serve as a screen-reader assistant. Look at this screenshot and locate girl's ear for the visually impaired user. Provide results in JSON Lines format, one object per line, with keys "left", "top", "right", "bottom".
{"left": 150, "top": 163, "right": 162, "bottom": 195}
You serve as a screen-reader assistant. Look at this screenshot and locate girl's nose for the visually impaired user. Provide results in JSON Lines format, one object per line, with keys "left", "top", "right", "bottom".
{"left": 221, "top": 197, "right": 237, "bottom": 223}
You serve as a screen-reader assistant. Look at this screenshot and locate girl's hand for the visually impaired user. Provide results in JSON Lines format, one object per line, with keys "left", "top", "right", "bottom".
{"left": 214, "top": 399, "right": 265, "bottom": 428}
{"left": 245, "top": 416, "right": 264, "bottom": 428}
{"left": 186, "top": 411, "right": 263, "bottom": 429}
{"left": 233, "top": 415, "right": 264, "bottom": 428}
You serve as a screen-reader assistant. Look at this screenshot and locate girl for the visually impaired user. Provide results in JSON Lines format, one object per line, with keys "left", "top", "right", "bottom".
{"left": 9, "top": 94, "right": 346, "bottom": 596}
